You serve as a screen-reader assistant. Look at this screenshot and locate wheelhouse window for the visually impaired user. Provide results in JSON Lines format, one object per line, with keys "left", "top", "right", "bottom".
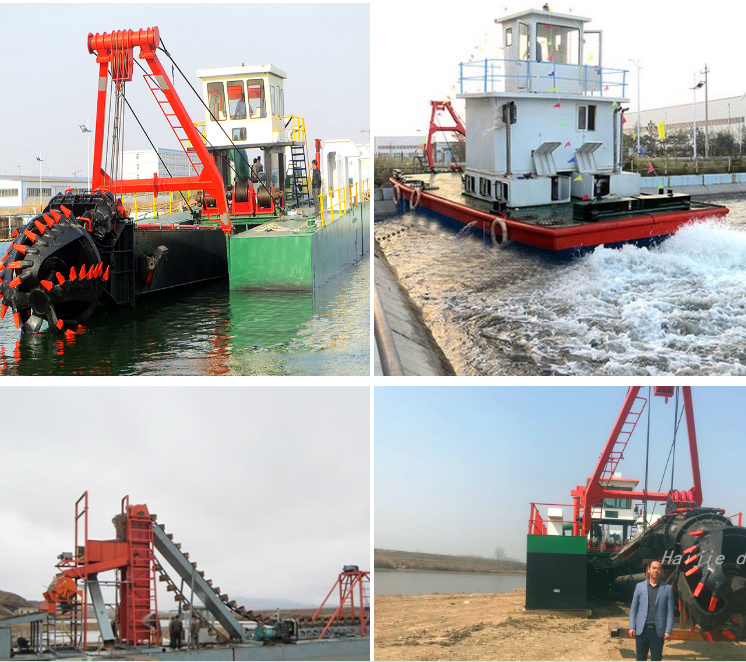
{"left": 207, "top": 82, "right": 227, "bottom": 121}
{"left": 227, "top": 80, "right": 246, "bottom": 119}
{"left": 536, "top": 23, "right": 580, "bottom": 64}
{"left": 519, "top": 22, "right": 530, "bottom": 60}
{"left": 246, "top": 79, "right": 266, "bottom": 118}
{"left": 577, "top": 104, "right": 597, "bottom": 131}
{"left": 504, "top": 27, "right": 513, "bottom": 47}
{"left": 270, "top": 85, "right": 276, "bottom": 117}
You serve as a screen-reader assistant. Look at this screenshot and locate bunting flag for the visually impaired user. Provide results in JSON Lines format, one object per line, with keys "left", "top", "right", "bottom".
{"left": 548, "top": 71, "right": 555, "bottom": 77}
{"left": 552, "top": 87, "right": 558, "bottom": 92}
{"left": 568, "top": 156, "right": 577, "bottom": 163}
{"left": 574, "top": 175, "right": 583, "bottom": 181}
{"left": 647, "top": 165, "right": 655, "bottom": 174}
{"left": 582, "top": 194, "right": 591, "bottom": 200}
{"left": 565, "top": 140, "right": 572, "bottom": 147}
{"left": 553, "top": 102, "right": 561, "bottom": 108}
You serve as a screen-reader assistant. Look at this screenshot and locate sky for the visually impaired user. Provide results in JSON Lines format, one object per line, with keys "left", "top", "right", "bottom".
{"left": 0, "top": 386, "right": 370, "bottom": 609}
{"left": 0, "top": 2, "right": 369, "bottom": 179}
{"left": 375, "top": 386, "right": 746, "bottom": 562}
{"left": 371, "top": 0, "right": 745, "bottom": 136}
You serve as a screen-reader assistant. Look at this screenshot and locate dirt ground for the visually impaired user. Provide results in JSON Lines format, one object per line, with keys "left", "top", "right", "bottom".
{"left": 374, "top": 590, "right": 746, "bottom": 661}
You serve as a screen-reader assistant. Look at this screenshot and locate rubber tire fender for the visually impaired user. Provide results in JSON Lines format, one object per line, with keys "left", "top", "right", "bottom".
{"left": 410, "top": 187, "right": 422, "bottom": 210}
{"left": 392, "top": 183, "right": 401, "bottom": 204}
{"left": 491, "top": 217, "right": 508, "bottom": 246}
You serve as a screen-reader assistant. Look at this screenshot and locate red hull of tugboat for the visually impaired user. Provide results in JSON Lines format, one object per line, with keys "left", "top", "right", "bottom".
{"left": 391, "top": 178, "right": 729, "bottom": 252}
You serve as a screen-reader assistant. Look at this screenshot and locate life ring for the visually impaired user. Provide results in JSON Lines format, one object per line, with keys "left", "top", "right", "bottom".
{"left": 410, "top": 187, "right": 422, "bottom": 210}
{"left": 392, "top": 183, "right": 401, "bottom": 204}
{"left": 490, "top": 217, "right": 508, "bottom": 246}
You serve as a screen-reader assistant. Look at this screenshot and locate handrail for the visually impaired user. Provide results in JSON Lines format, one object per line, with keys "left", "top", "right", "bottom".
{"left": 273, "top": 115, "right": 306, "bottom": 143}
{"left": 459, "top": 57, "right": 627, "bottom": 98}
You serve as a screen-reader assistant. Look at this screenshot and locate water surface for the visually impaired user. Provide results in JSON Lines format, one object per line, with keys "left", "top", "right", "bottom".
{"left": 375, "top": 194, "right": 746, "bottom": 375}
{"left": 375, "top": 569, "right": 525, "bottom": 596}
{"left": 0, "top": 247, "right": 369, "bottom": 376}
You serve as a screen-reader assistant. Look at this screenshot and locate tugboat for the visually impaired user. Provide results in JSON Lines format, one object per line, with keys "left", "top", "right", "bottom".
{"left": 390, "top": 7, "right": 728, "bottom": 253}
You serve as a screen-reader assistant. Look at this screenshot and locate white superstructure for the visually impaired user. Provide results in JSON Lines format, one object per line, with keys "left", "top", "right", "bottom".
{"left": 459, "top": 8, "right": 640, "bottom": 207}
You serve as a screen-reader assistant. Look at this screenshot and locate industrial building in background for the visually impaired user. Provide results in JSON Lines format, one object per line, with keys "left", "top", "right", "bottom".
{"left": 0, "top": 176, "right": 87, "bottom": 209}
{"left": 624, "top": 95, "right": 746, "bottom": 154}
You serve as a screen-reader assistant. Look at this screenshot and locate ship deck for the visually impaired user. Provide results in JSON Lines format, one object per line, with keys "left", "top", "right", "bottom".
{"left": 394, "top": 173, "right": 729, "bottom": 252}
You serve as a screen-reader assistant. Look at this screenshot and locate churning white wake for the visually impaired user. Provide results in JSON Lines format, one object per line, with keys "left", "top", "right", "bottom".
{"left": 477, "top": 220, "right": 746, "bottom": 375}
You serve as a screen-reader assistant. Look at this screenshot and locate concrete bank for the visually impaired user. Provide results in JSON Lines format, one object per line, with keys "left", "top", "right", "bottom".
{"left": 374, "top": 242, "right": 454, "bottom": 377}
{"left": 640, "top": 172, "right": 746, "bottom": 196}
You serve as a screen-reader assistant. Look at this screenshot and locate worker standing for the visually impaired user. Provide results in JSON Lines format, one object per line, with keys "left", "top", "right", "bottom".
{"left": 254, "top": 155, "right": 264, "bottom": 182}
{"left": 311, "top": 159, "right": 322, "bottom": 217}
{"left": 169, "top": 614, "right": 183, "bottom": 649}
{"left": 190, "top": 614, "right": 200, "bottom": 649}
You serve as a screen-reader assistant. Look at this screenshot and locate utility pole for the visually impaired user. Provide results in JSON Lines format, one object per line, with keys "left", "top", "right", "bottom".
{"left": 628, "top": 59, "right": 642, "bottom": 157}
{"left": 701, "top": 63, "right": 710, "bottom": 158}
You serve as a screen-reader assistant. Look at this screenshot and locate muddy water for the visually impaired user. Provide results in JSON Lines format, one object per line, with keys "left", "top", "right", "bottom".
{"left": 375, "top": 195, "right": 746, "bottom": 375}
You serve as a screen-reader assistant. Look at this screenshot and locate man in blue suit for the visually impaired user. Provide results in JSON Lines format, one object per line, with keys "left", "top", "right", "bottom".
{"left": 628, "top": 560, "right": 675, "bottom": 661}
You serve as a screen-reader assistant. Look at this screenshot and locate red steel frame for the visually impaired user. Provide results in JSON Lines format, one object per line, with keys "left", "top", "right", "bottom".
{"left": 390, "top": 178, "right": 729, "bottom": 251}
{"left": 45, "top": 493, "right": 158, "bottom": 649}
{"left": 426, "top": 101, "right": 466, "bottom": 172}
{"left": 87, "top": 27, "right": 231, "bottom": 233}
{"left": 573, "top": 386, "right": 702, "bottom": 537}
{"left": 313, "top": 569, "right": 370, "bottom": 639}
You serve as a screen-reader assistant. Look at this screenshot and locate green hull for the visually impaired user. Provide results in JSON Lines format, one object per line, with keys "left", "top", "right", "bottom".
{"left": 228, "top": 201, "right": 370, "bottom": 290}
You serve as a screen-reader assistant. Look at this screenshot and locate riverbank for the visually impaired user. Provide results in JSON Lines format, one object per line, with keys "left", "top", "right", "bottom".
{"left": 374, "top": 590, "right": 746, "bottom": 661}
{"left": 375, "top": 549, "right": 525, "bottom": 574}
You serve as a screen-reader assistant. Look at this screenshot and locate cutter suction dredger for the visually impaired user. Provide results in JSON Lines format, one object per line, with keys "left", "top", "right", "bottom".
{"left": 30, "top": 493, "right": 369, "bottom": 658}
{"left": 527, "top": 386, "right": 746, "bottom": 643}
{"left": 602, "top": 504, "right": 746, "bottom": 640}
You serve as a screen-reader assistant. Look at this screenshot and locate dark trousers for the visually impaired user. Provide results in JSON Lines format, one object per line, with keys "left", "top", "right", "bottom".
{"left": 636, "top": 623, "right": 664, "bottom": 661}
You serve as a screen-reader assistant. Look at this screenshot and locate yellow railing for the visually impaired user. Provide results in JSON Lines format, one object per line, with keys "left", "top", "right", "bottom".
{"left": 128, "top": 191, "right": 192, "bottom": 219}
{"left": 191, "top": 122, "right": 207, "bottom": 148}
{"left": 317, "top": 179, "right": 369, "bottom": 226}
{"left": 273, "top": 115, "right": 306, "bottom": 143}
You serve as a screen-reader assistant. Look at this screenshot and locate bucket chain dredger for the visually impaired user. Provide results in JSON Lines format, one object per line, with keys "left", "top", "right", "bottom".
{"left": 36, "top": 492, "right": 369, "bottom": 653}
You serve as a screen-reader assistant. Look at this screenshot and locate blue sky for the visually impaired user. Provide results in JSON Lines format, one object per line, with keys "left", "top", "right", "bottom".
{"left": 375, "top": 386, "right": 746, "bottom": 561}
{"left": 0, "top": 3, "right": 369, "bottom": 178}
{"left": 372, "top": 0, "right": 744, "bottom": 135}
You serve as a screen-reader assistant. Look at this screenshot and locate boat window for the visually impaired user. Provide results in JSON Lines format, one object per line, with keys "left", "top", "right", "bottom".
{"left": 280, "top": 88, "right": 284, "bottom": 116}
{"left": 519, "top": 22, "right": 530, "bottom": 60}
{"left": 270, "top": 85, "right": 276, "bottom": 117}
{"left": 232, "top": 127, "right": 246, "bottom": 141}
{"left": 504, "top": 27, "right": 513, "bottom": 47}
{"left": 604, "top": 497, "right": 632, "bottom": 509}
{"left": 246, "top": 79, "right": 266, "bottom": 119}
{"left": 207, "top": 82, "right": 227, "bottom": 121}
{"left": 577, "top": 104, "right": 596, "bottom": 131}
{"left": 584, "top": 31, "right": 602, "bottom": 66}
{"left": 536, "top": 23, "right": 579, "bottom": 65}
{"left": 227, "top": 80, "right": 247, "bottom": 120}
